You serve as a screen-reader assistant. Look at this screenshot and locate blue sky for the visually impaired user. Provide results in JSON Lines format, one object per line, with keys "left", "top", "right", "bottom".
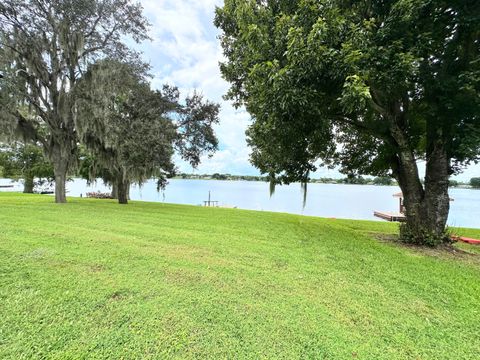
{"left": 136, "top": 0, "right": 478, "bottom": 181}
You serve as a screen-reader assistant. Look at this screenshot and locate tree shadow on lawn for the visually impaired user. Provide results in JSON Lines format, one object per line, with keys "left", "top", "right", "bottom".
{"left": 371, "top": 232, "right": 480, "bottom": 266}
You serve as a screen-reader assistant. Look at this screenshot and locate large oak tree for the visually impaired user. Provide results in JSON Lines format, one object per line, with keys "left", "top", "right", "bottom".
{"left": 0, "top": 0, "right": 149, "bottom": 202}
{"left": 215, "top": 0, "right": 480, "bottom": 245}
{"left": 77, "top": 60, "right": 220, "bottom": 204}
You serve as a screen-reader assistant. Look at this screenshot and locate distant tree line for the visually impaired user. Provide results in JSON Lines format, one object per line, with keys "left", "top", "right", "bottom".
{"left": 177, "top": 173, "right": 269, "bottom": 182}
{"left": 471, "top": 178, "right": 480, "bottom": 189}
{"left": 175, "top": 172, "right": 475, "bottom": 188}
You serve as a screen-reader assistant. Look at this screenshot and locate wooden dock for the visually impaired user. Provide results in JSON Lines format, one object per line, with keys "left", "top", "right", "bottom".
{"left": 373, "top": 211, "right": 406, "bottom": 222}
{"left": 203, "top": 191, "right": 219, "bottom": 207}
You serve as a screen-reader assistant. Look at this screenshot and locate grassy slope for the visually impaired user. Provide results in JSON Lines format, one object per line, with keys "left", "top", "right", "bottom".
{"left": 0, "top": 193, "right": 479, "bottom": 359}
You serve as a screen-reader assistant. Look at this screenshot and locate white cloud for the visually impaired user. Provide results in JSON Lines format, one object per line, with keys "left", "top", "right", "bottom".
{"left": 138, "top": 0, "right": 257, "bottom": 175}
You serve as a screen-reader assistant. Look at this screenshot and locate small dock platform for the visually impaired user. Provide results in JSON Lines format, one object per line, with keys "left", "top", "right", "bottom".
{"left": 203, "top": 191, "right": 219, "bottom": 207}
{"left": 374, "top": 211, "right": 406, "bottom": 222}
{"left": 203, "top": 200, "right": 219, "bottom": 207}
{"left": 375, "top": 192, "right": 407, "bottom": 222}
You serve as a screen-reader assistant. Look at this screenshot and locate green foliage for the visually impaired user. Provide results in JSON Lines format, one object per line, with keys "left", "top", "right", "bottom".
{"left": 215, "top": 0, "right": 480, "bottom": 242}
{"left": 77, "top": 148, "right": 115, "bottom": 186}
{"left": 449, "top": 179, "right": 459, "bottom": 187}
{"left": 0, "top": 142, "right": 53, "bottom": 191}
{"left": 470, "top": 177, "right": 480, "bottom": 188}
{"left": 0, "top": 0, "right": 149, "bottom": 201}
{"left": 76, "top": 60, "right": 219, "bottom": 195}
{"left": 373, "top": 177, "right": 394, "bottom": 186}
{"left": 0, "top": 193, "right": 479, "bottom": 358}
{"left": 399, "top": 223, "right": 452, "bottom": 247}
{"left": 178, "top": 173, "right": 269, "bottom": 182}
{"left": 211, "top": 173, "right": 227, "bottom": 180}
{"left": 215, "top": 0, "right": 480, "bottom": 181}
{"left": 342, "top": 174, "right": 368, "bottom": 185}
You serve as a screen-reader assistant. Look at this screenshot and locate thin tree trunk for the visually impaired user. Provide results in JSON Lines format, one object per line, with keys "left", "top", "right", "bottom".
{"left": 23, "top": 174, "right": 34, "bottom": 193}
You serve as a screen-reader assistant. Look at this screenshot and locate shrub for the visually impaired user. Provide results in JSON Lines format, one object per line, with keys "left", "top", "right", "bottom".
{"left": 86, "top": 192, "right": 113, "bottom": 199}
{"left": 470, "top": 178, "right": 480, "bottom": 188}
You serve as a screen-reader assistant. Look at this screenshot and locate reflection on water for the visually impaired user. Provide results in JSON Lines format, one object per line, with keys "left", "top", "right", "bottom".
{"left": 1, "top": 178, "right": 479, "bottom": 228}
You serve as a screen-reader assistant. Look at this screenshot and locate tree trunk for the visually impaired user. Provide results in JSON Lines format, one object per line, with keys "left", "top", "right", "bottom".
{"left": 395, "top": 147, "right": 450, "bottom": 246}
{"left": 423, "top": 144, "right": 450, "bottom": 238}
{"left": 23, "top": 174, "right": 34, "bottom": 194}
{"left": 116, "top": 175, "right": 129, "bottom": 204}
{"left": 53, "top": 160, "right": 67, "bottom": 203}
{"left": 48, "top": 137, "right": 74, "bottom": 204}
{"left": 387, "top": 111, "right": 450, "bottom": 246}
{"left": 111, "top": 182, "right": 118, "bottom": 199}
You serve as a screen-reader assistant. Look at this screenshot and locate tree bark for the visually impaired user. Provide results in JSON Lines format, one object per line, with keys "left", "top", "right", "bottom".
{"left": 48, "top": 135, "right": 74, "bottom": 204}
{"left": 388, "top": 113, "right": 450, "bottom": 246}
{"left": 395, "top": 146, "right": 450, "bottom": 246}
{"left": 53, "top": 160, "right": 67, "bottom": 203}
{"left": 116, "top": 175, "right": 129, "bottom": 204}
{"left": 424, "top": 143, "right": 450, "bottom": 237}
{"left": 111, "top": 182, "right": 118, "bottom": 199}
{"left": 23, "top": 174, "right": 34, "bottom": 194}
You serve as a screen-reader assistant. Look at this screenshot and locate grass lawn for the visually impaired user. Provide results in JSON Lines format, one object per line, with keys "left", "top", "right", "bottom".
{"left": 1, "top": 193, "right": 479, "bottom": 359}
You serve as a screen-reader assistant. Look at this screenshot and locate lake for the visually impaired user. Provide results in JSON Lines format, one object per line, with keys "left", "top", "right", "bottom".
{"left": 1, "top": 178, "right": 479, "bottom": 228}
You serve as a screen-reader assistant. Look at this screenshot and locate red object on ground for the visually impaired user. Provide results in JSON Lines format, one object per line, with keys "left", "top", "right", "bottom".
{"left": 452, "top": 236, "right": 480, "bottom": 245}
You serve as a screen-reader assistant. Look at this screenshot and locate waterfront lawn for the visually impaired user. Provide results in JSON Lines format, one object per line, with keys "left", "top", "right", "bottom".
{"left": 0, "top": 193, "right": 479, "bottom": 359}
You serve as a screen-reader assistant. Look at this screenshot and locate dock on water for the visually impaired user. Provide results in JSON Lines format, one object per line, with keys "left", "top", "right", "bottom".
{"left": 373, "top": 211, "right": 406, "bottom": 222}
{"left": 374, "top": 192, "right": 454, "bottom": 223}
{"left": 203, "top": 191, "right": 219, "bottom": 207}
{"left": 374, "top": 192, "right": 407, "bottom": 222}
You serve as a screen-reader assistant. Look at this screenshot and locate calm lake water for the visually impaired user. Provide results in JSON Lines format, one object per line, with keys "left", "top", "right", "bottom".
{"left": 1, "top": 178, "right": 479, "bottom": 228}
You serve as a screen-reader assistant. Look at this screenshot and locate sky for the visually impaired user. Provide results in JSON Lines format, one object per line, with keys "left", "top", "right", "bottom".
{"left": 136, "top": 0, "right": 478, "bottom": 181}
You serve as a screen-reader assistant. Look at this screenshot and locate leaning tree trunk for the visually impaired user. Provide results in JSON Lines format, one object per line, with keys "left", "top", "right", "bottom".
{"left": 23, "top": 174, "right": 34, "bottom": 194}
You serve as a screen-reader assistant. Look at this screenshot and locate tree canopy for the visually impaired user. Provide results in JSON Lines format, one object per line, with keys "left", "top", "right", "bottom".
{"left": 76, "top": 60, "right": 220, "bottom": 204}
{"left": 215, "top": 0, "right": 480, "bottom": 245}
{"left": 0, "top": 0, "right": 149, "bottom": 202}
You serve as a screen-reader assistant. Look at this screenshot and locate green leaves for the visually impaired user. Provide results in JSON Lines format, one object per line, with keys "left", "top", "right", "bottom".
{"left": 76, "top": 60, "right": 219, "bottom": 193}
{"left": 0, "top": 142, "right": 53, "bottom": 183}
{"left": 215, "top": 0, "right": 480, "bottom": 183}
{"left": 340, "top": 75, "right": 371, "bottom": 114}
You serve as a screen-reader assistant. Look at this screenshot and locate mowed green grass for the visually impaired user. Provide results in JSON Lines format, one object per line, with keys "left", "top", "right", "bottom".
{"left": 0, "top": 193, "right": 479, "bottom": 359}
